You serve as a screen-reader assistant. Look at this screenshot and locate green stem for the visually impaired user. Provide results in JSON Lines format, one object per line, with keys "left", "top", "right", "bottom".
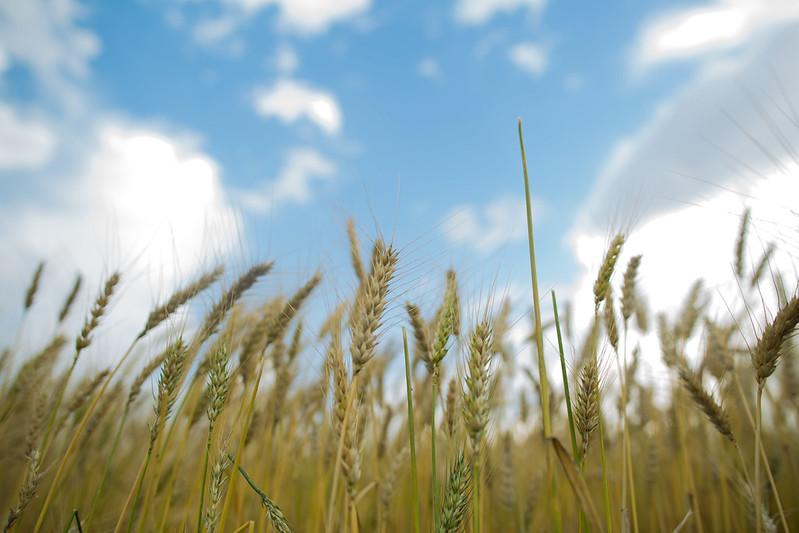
{"left": 552, "top": 292, "right": 578, "bottom": 461}
{"left": 197, "top": 427, "right": 213, "bottom": 533}
{"left": 518, "top": 119, "right": 551, "bottom": 438}
{"left": 432, "top": 369, "right": 439, "bottom": 533}
{"left": 754, "top": 384, "right": 763, "bottom": 533}
{"left": 402, "top": 329, "right": 421, "bottom": 533}
{"left": 63, "top": 509, "right": 83, "bottom": 533}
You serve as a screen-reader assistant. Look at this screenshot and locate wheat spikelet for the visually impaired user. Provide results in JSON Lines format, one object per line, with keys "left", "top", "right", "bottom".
{"left": 150, "top": 338, "right": 188, "bottom": 446}
{"left": 75, "top": 271, "right": 121, "bottom": 356}
{"left": 239, "top": 298, "right": 282, "bottom": 385}
{"left": 8, "top": 335, "right": 66, "bottom": 401}
{"left": 593, "top": 234, "right": 625, "bottom": 311}
{"left": 603, "top": 289, "right": 619, "bottom": 353}
{"left": 204, "top": 447, "right": 231, "bottom": 533}
{"left": 575, "top": 357, "right": 599, "bottom": 460}
{"left": 198, "top": 262, "right": 273, "bottom": 344}
{"left": 734, "top": 208, "right": 751, "bottom": 280}
{"left": 463, "top": 319, "right": 493, "bottom": 454}
{"left": 265, "top": 271, "right": 321, "bottom": 349}
{"left": 405, "top": 302, "right": 430, "bottom": 366}
{"left": 350, "top": 240, "right": 397, "bottom": 375}
{"left": 347, "top": 217, "right": 365, "bottom": 283}
{"left": 635, "top": 295, "right": 649, "bottom": 334}
{"left": 657, "top": 314, "right": 679, "bottom": 369}
{"left": 428, "top": 280, "right": 458, "bottom": 377}
{"left": 206, "top": 344, "right": 231, "bottom": 430}
{"left": 445, "top": 378, "right": 459, "bottom": 439}
{"left": 751, "top": 244, "right": 776, "bottom": 288}
{"left": 127, "top": 349, "right": 169, "bottom": 408}
{"left": 440, "top": 452, "right": 471, "bottom": 533}
{"left": 139, "top": 265, "right": 223, "bottom": 338}
{"left": 58, "top": 274, "right": 82, "bottom": 323}
{"left": 674, "top": 280, "right": 705, "bottom": 341}
{"left": 677, "top": 361, "right": 734, "bottom": 442}
{"left": 4, "top": 449, "right": 42, "bottom": 531}
{"left": 23, "top": 261, "right": 44, "bottom": 311}
{"left": 751, "top": 293, "right": 799, "bottom": 384}
{"left": 621, "top": 255, "right": 642, "bottom": 325}
{"left": 25, "top": 394, "right": 48, "bottom": 456}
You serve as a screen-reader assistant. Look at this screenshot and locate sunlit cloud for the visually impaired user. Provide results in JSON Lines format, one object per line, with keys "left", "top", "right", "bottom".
{"left": 507, "top": 42, "right": 548, "bottom": 77}
{"left": 454, "top": 0, "right": 546, "bottom": 25}
{"left": 252, "top": 79, "right": 343, "bottom": 135}
{"left": 236, "top": 147, "right": 336, "bottom": 214}
{"left": 633, "top": 0, "right": 799, "bottom": 70}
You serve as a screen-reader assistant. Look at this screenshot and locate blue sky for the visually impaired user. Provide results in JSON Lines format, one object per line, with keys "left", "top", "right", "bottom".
{"left": 2, "top": 0, "right": 799, "bottom": 370}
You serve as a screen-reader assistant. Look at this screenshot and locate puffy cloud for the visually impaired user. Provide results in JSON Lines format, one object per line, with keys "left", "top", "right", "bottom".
{"left": 192, "top": 0, "right": 371, "bottom": 41}
{"left": 442, "top": 195, "right": 542, "bottom": 254}
{"left": 633, "top": 0, "right": 799, "bottom": 70}
{"left": 454, "top": 0, "right": 546, "bottom": 25}
{"left": 0, "top": 104, "right": 57, "bottom": 170}
{"left": 507, "top": 42, "right": 548, "bottom": 77}
{"left": 252, "top": 79, "right": 343, "bottom": 135}
{"left": 193, "top": 16, "right": 239, "bottom": 45}
{"left": 237, "top": 147, "right": 335, "bottom": 214}
{"left": 0, "top": 121, "right": 242, "bottom": 363}
{"left": 579, "top": 29, "right": 799, "bottom": 234}
{"left": 0, "top": 0, "right": 100, "bottom": 103}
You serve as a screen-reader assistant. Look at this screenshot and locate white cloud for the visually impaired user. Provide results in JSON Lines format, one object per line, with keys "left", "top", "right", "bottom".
{"left": 0, "top": 0, "right": 100, "bottom": 104}
{"left": 580, "top": 29, "right": 799, "bottom": 234}
{"left": 272, "top": 44, "right": 299, "bottom": 75}
{"left": 193, "top": 16, "right": 239, "bottom": 45}
{"left": 0, "top": 104, "right": 57, "bottom": 170}
{"left": 417, "top": 58, "right": 441, "bottom": 79}
{"left": 195, "top": 0, "right": 371, "bottom": 39}
{"left": 454, "top": 0, "right": 546, "bottom": 25}
{"left": 507, "top": 42, "right": 548, "bottom": 77}
{"left": 252, "top": 79, "right": 343, "bottom": 135}
{"left": 442, "top": 196, "right": 542, "bottom": 254}
{"left": 633, "top": 0, "right": 799, "bottom": 70}
{"left": 237, "top": 147, "right": 335, "bottom": 214}
{"left": 0, "top": 120, "right": 242, "bottom": 363}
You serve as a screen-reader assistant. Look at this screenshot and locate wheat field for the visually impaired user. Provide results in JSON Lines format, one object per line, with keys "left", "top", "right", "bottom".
{"left": 1, "top": 125, "right": 798, "bottom": 533}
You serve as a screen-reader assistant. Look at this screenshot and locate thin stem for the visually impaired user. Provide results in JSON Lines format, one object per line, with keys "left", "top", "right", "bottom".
{"left": 402, "top": 329, "right": 421, "bottom": 533}
{"left": 63, "top": 509, "right": 83, "bottom": 533}
{"left": 755, "top": 384, "right": 763, "bottom": 533}
{"left": 552, "top": 292, "right": 578, "bottom": 460}
{"left": 431, "top": 369, "right": 439, "bottom": 533}
{"left": 196, "top": 427, "right": 214, "bottom": 533}
{"left": 517, "top": 118, "right": 551, "bottom": 438}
